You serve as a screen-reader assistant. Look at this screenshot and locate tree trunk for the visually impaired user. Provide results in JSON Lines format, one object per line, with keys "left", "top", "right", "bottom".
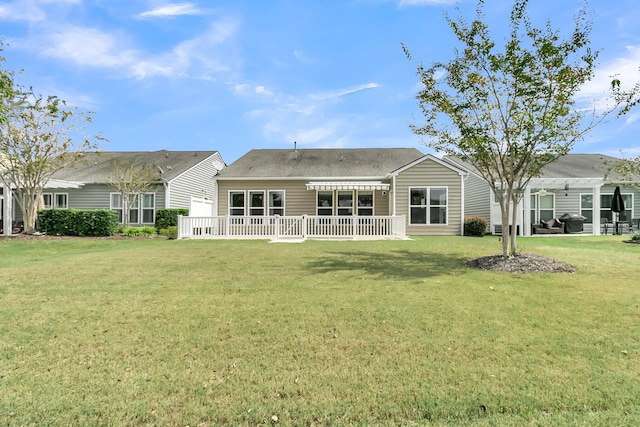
{"left": 15, "top": 189, "right": 39, "bottom": 234}
{"left": 500, "top": 198, "right": 509, "bottom": 257}
{"left": 509, "top": 195, "right": 519, "bottom": 256}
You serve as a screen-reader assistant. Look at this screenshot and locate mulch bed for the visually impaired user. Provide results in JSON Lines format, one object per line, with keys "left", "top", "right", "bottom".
{"left": 467, "top": 253, "right": 577, "bottom": 274}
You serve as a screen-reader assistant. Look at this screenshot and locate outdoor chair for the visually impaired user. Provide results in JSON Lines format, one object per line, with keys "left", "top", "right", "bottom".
{"left": 616, "top": 220, "right": 631, "bottom": 235}
{"left": 600, "top": 218, "right": 611, "bottom": 235}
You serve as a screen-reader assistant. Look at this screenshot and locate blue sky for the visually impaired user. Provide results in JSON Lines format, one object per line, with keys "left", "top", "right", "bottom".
{"left": 1, "top": 0, "right": 639, "bottom": 164}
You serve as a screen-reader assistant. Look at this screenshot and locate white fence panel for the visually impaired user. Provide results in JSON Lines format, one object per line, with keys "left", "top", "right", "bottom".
{"left": 177, "top": 215, "right": 406, "bottom": 240}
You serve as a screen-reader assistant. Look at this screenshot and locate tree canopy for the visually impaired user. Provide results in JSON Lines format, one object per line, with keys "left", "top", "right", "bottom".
{"left": 403, "top": 0, "right": 639, "bottom": 256}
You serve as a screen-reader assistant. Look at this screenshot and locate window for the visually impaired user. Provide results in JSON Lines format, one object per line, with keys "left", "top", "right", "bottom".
{"left": 409, "top": 187, "right": 447, "bottom": 225}
{"left": 43, "top": 194, "right": 53, "bottom": 209}
{"left": 41, "top": 193, "right": 67, "bottom": 209}
{"left": 268, "top": 191, "right": 285, "bottom": 216}
{"left": 229, "top": 191, "right": 245, "bottom": 216}
{"left": 580, "top": 194, "right": 593, "bottom": 224}
{"left": 357, "top": 191, "right": 373, "bottom": 216}
{"left": 601, "top": 193, "right": 633, "bottom": 222}
{"left": 317, "top": 191, "right": 333, "bottom": 216}
{"left": 142, "top": 193, "right": 155, "bottom": 224}
{"left": 110, "top": 193, "right": 155, "bottom": 224}
{"left": 249, "top": 191, "right": 265, "bottom": 216}
{"left": 530, "top": 193, "right": 555, "bottom": 223}
{"left": 55, "top": 193, "right": 68, "bottom": 209}
{"left": 110, "top": 193, "right": 124, "bottom": 223}
{"left": 337, "top": 191, "right": 353, "bottom": 216}
{"left": 538, "top": 194, "right": 555, "bottom": 222}
{"left": 128, "top": 195, "right": 139, "bottom": 224}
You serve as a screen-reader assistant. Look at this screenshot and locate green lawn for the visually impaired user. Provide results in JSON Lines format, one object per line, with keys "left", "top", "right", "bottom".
{"left": 1, "top": 236, "right": 639, "bottom": 426}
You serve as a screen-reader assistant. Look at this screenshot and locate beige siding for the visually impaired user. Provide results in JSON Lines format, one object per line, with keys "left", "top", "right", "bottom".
{"left": 395, "top": 158, "right": 463, "bottom": 236}
{"left": 464, "top": 173, "right": 491, "bottom": 222}
{"left": 217, "top": 179, "right": 391, "bottom": 216}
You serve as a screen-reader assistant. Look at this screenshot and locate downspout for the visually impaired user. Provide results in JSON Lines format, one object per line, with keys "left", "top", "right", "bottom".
{"left": 391, "top": 174, "right": 397, "bottom": 216}
{"left": 460, "top": 172, "right": 466, "bottom": 236}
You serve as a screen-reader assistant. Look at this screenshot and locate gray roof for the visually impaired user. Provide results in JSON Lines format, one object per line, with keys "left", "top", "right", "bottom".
{"left": 538, "top": 154, "right": 620, "bottom": 178}
{"left": 446, "top": 154, "right": 623, "bottom": 179}
{"left": 52, "top": 150, "right": 220, "bottom": 183}
{"left": 217, "top": 148, "right": 424, "bottom": 179}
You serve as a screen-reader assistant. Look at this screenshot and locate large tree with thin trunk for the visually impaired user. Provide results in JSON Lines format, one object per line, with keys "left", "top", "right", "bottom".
{"left": 0, "top": 90, "right": 102, "bottom": 233}
{"left": 403, "top": 0, "right": 639, "bottom": 257}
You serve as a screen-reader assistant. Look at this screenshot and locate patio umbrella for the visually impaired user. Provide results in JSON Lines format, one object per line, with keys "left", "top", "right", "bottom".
{"left": 612, "top": 185, "right": 625, "bottom": 222}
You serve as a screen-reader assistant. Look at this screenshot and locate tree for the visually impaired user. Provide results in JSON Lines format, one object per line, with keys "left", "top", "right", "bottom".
{"left": 0, "top": 90, "right": 102, "bottom": 234}
{"left": 108, "top": 158, "right": 158, "bottom": 227}
{"left": 606, "top": 155, "right": 640, "bottom": 191}
{"left": 402, "top": 0, "right": 639, "bottom": 257}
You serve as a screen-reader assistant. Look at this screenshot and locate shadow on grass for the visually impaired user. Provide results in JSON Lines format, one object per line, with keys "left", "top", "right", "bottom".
{"left": 307, "top": 249, "right": 471, "bottom": 281}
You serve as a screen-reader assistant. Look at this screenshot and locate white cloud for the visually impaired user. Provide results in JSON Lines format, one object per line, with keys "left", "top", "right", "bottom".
{"left": 0, "top": 1, "right": 47, "bottom": 23}
{"left": 577, "top": 45, "right": 640, "bottom": 113}
{"left": 137, "top": 3, "right": 207, "bottom": 19}
{"left": 0, "top": 0, "right": 80, "bottom": 22}
{"left": 21, "top": 15, "right": 239, "bottom": 80}
{"left": 39, "top": 25, "right": 138, "bottom": 69}
{"left": 310, "top": 83, "right": 379, "bottom": 101}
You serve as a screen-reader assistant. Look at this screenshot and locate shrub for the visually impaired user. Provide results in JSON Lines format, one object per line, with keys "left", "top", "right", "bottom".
{"left": 464, "top": 216, "right": 488, "bottom": 237}
{"left": 122, "top": 226, "right": 156, "bottom": 237}
{"left": 632, "top": 232, "right": 640, "bottom": 241}
{"left": 159, "top": 226, "right": 178, "bottom": 240}
{"left": 155, "top": 208, "right": 188, "bottom": 231}
{"left": 38, "top": 209, "right": 119, "bottom": 236}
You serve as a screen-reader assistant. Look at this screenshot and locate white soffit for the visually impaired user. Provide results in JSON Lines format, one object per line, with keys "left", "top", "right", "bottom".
{"left": 45, "top": 179, "right": 84, "bottom": 189}
{"left": 306, "top": 181, "right": 390, "bottom": 191}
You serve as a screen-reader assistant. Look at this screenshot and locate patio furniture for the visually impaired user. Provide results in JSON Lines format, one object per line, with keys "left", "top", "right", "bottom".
{"left": 615, "top": 221, "right": 631, "bottom": 235}
{"left": 600, "top": 218, "right": 611, "bottom": 235}
{"left": 532, "top": 218, "right": 565, "bottom": 234}
{"left": 559, "top": 213, "right": 586, "bottom": 234}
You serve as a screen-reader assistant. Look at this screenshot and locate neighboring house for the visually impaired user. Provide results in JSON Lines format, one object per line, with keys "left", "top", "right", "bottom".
{"left": 1, "top": 150, "right": 225, "bottom": 235}
{"left": 210, "top": 147, "right": 468, "bottom": 237}
{"left": 446, "top": 154, "right": 640, "bottom": 236}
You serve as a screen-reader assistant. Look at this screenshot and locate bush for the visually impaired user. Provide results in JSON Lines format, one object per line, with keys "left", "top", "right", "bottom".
{"left": 632, "top": 232, "right": 640, "bottom": 241}
{"left": 159, "top": 226, "right": 178, "bottom": 240}
{"left": 464, "top": 216, "right": 488, "bottom": 237}
{"left": 122, "top": 226, "right": 156, "bottom": 237}
{"left": 38, "top": 209, "right": 119, "bottom": 236}
{"left": 155, "top": 208, "right": 188, "bottom": 231}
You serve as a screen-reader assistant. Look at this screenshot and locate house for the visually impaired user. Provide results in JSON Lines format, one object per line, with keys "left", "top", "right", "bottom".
{"left": 446, "top": 154, "right": 640, "bottom": 236}
{"left": 1, "top": 150, "right": 225, "bottom": 235}
{"left": 186, "top": 147, "right": 467, "bottom": 239}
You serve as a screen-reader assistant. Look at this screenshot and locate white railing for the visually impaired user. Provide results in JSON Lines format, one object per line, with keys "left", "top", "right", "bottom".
{"left": 177, "top": 215, "right": 406, "bottom": 240}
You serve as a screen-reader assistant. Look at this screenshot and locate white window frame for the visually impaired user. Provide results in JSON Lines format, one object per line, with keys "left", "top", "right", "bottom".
{"left": 268, "top": 190, "right": 285, "bottom": 216}
{"left": 248, "top": 190, "right": 265, "bottom": 216}
{"left": 337, "top": 191, "right": 354, "bottom": 216}
{"left": 141, "top": 193, "right": 155, "bottom": 224}
{"left": 357, "top": 191, "right": 374, "bottom": 216}
{"left": 580, "top": 193, "right": 593, "bottom": 224}
{"left": 317, "top": 191, "right": 334, "bottom": 216}
{"left": 55, "top": 193, "right": 68, "bottom": 209}
{"left": 409, "top": 187, "right": 448, "bottom": 225}
{"left": 229, "top": 191, "right": 246, "bottom": 216}
{"left": 42, "top": 193, "right": 53, "bottom": 209}
{"left": 110, "top": 193, "right": 124, "bottom": 223}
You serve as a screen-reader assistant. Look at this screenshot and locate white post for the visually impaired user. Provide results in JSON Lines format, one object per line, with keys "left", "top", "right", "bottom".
{"left": 2, "top": 184, "right": 13, "bottom": 236}
{"left": 523, "top": 187, "right": 531, "bottom": 236}
{"left": 593, "top": 184, "right": 602, "bottom": 235}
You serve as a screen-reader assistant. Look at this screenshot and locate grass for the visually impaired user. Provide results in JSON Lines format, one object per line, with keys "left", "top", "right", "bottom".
{"left": 1, "top": 235, "right": 639, "bottom": 426}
